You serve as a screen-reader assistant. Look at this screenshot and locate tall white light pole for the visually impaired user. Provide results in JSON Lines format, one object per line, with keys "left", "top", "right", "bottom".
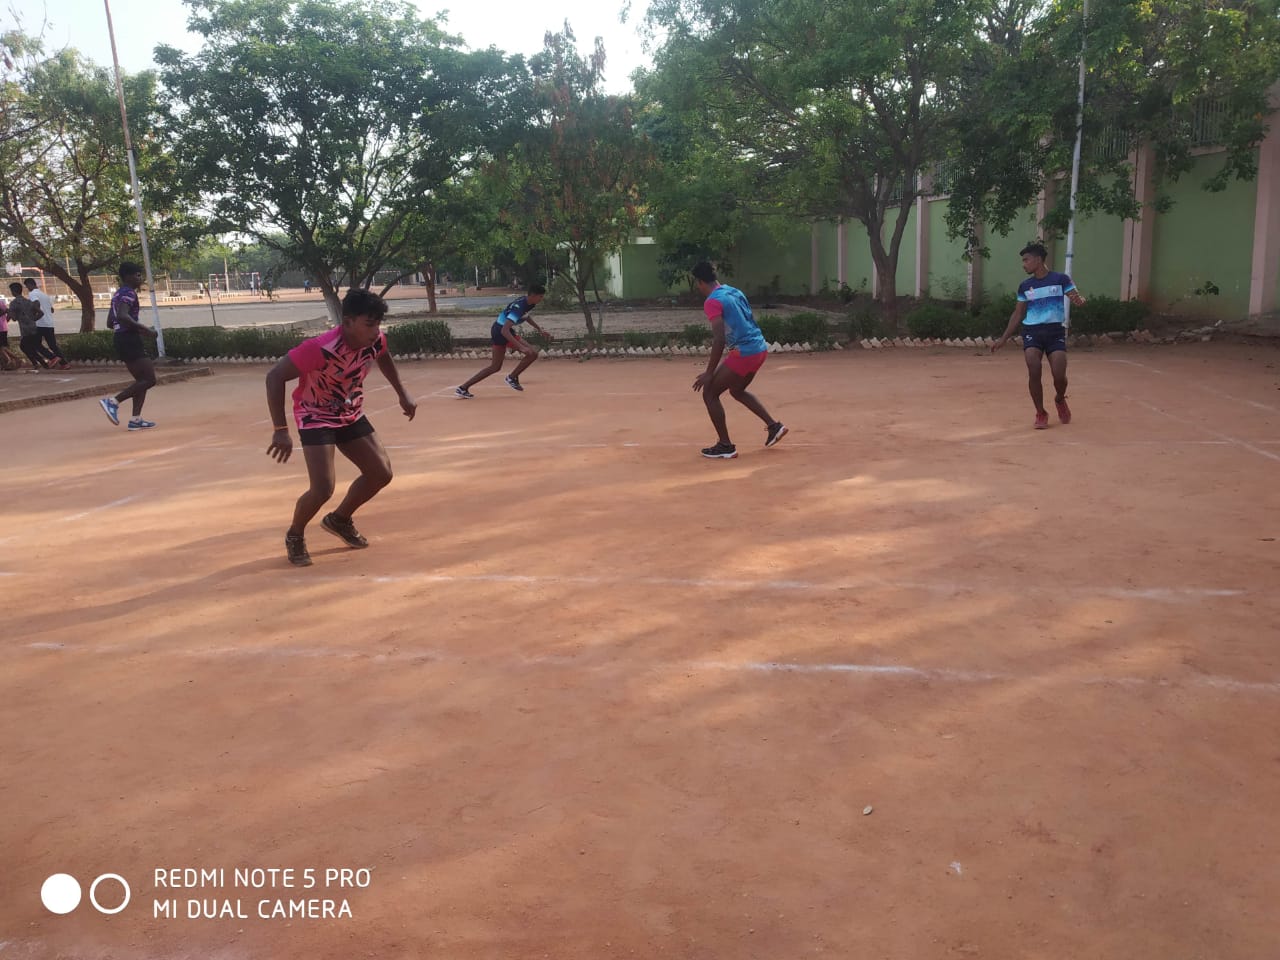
{"left": 1063, "top": 0, "right": 1088, "bottom": 329}
{"left": 104, "top": 0, "right": 166, "bottom": 356}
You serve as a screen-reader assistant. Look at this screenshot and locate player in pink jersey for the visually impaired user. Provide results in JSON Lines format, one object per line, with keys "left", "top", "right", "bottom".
{"left": 265, "top": 289, "right": 417, "bottom": 566}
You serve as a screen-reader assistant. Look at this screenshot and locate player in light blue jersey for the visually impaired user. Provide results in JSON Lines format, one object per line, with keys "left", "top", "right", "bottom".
{"left": 690, "top": 261, "right": 787, "bottom": 459}
{"left": 993, "top": 242, "right": 1087, "bottom": 429}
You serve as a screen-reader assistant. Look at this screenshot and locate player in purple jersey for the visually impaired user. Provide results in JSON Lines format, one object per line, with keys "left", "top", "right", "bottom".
{"left": 992, "top": 243, "right": 1087, "bottom": 429}
{"left": 97, "top": 262, "right": 160, "bottom": 430}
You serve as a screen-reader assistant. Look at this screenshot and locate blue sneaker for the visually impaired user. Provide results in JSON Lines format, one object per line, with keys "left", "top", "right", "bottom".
{"left": 127, "top": 418, "right": 156, "bottom": 430}
{"left": 504, "top": 375, "right": 523, "bottom": 392}
{"left": 99, "top": 397, "right": 120, "bottom": 425}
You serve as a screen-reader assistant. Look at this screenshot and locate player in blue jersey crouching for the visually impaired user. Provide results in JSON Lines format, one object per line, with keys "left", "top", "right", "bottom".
{"left": 690, "top": 261, "right": 787, "bottom": 459}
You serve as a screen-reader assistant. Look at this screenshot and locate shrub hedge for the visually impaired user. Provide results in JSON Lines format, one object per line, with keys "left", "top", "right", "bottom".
{"left": 55, "top": 319, "right": 454, "bottom": 361}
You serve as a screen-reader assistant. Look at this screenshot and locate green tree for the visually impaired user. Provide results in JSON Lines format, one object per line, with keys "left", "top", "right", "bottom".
{"left": 945, "top": 0, "right": 1280, "bottom": 244}
{"left": 157, "top": 0, "right": 529, "bottom": 323}
{"left": 489, "top": 25, "right": 653, "bottom": 332}
{"left": 644, "top": 0, "right": 975, "bottom": 319}
{"left": 632, "top": 77, "right": 761, "bottom": 290}
{"left": 0, "top": 34, "right": 194, "bottom": 330}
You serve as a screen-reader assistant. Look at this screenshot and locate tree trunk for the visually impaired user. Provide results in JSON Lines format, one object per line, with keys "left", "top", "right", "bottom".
{"left": 318, "top": 278, "right": 342, "bottom": 325}
{"left": 424, "top": 261, "right": 438, "bottom": 314}
{"left": 571, "top": 249, "right": 596, "bottom": 334}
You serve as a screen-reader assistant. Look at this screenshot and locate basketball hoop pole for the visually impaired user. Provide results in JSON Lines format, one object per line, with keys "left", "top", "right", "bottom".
{"left": 103, "top": 0, "right": 166, "bottom": 357}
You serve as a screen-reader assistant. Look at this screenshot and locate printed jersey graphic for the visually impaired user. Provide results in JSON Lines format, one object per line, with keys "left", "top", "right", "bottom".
{"left": 1017, "top": 272, "right": 1076, "bottom": 327}
{"left": 287, "top": 327, "right": 386, "bottom": 429}
{"left": 108, "top": 287, "right": 140, "bottom": 332}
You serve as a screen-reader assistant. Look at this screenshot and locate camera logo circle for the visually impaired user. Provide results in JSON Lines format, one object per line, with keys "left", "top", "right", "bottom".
{"left": 40, "top": 874, "right": 81, "bottom": 915}
{"left": 42, "top": 873, "right": 131, "bottom": 915}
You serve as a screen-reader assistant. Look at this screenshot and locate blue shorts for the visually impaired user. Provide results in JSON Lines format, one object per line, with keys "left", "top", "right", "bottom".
{"left": 1022, "top": 323, "right": 1066, "bottom": 355}
{"left": 491, "top": 322, "right": 518, "bottom": 347}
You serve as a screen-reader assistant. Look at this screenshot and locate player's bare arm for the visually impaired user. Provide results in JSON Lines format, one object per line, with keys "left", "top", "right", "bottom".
{"left": 265, "top": 356, "right": 301, "bottom": 463}
{"left": 992, "top": 302, "right": 1028, "bottom": 353}
{"left": 375, "top": 352, "right": 417, "bottom": 420}
{"left": 693, "top": 319, "right": 726, "bottom": 391}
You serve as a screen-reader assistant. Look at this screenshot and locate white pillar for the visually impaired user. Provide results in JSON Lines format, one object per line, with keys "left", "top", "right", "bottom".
{"left": 1120, "top": 142, "right": 1155, "bottom": 301}
{"left": 1249, "top": 86, "right": 1280, "bottom": 316}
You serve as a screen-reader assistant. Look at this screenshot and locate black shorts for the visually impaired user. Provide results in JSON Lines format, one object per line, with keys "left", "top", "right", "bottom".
{"left": 0, "top": 332, "right": 7, "bottom": 348}
{"left": 299, "top": 416, "right": 376, "bottom": 447}
{"left": 115, "top": 332, "right": 149, "bottom": 363}
{"left": 1021, "top": 323, "right": 1067, "bottom": 355}
{"left": 491, "top": 322, "right": 517, "bottom": 348}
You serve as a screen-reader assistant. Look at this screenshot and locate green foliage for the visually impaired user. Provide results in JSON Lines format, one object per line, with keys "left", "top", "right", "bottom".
{"left": 485, "top": 25, "right": 653, "bottom": 333}
{"left": 905, "top": 303, "right": 971, "bottom": 340}
{"left": 57, "top": 331, "right": 120, "bottom": 361}
{"left": 1068, "top": 296, "right": 1150, "bottom": 334}
{"left": 157, "top": 0, "right": 528, "bottom": 321}
{"left": 679, "top": 323, "right": 711, "bottom": 346}
{"left": 622, "top": 330, "right": 673, "bottom": 348}
{"left": 385, "top": 319, "right": 453, "bottom": 354}
{"left": 0, "top": 34, "right": 199, "bottom": 330}
{"left": 642, "top": 0, "right": 977, "bottom": 311}
{"left": 945, "top": 0, "right": 1280, "bottom": 242}
{"left": 757, "top": 313, "right": 832, "bottom": 346}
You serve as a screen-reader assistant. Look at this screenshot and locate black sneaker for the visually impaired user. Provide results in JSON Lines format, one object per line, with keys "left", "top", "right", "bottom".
{"left": 765, "top": 422, "right": 788, "bottom": 447}
{"left": 322, "top": 512, "right": 369, "bottom": 548}
{"left": 504, "top": 375, "right": 523, "bottom": 392}
{"left": 455, "top": 386, "right": 474, "bottom": 399}
{"left": 701, "top": 441, "right": 738, "bottom": 459}
{"left": 286, "top": 532, "right": 312, "bottom": 567}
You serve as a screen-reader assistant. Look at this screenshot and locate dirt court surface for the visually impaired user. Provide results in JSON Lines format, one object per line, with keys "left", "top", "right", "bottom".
{"left": 2, "top": 343, "right": 1278, "bottom": 959}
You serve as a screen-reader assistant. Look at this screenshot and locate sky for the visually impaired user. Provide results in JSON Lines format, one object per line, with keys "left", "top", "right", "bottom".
{"left": 11, "top": 0, "right": 655, "bottom": 94}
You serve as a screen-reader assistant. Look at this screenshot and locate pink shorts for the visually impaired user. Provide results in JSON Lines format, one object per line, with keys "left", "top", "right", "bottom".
{"left": 724, "top": 349, "right": 767, "bottom": 376}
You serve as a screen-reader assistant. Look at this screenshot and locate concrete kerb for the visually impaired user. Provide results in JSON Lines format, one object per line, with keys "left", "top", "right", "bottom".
{"left": 0, "top": 366, "right": 214, "bottom": 415}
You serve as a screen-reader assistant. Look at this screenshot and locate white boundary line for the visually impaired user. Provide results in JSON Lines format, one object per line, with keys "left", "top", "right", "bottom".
{"left": 1131, "top": 398, "right": 1280, "bottom": 463}
{"left": 58, "top": 495, "right": 139, "bottom": 522}
{"left": 16, "top": 641, "right": 1280, "bottom": 696}
{"left": 282, "top": 570, "right": 1248, "bottom": 601}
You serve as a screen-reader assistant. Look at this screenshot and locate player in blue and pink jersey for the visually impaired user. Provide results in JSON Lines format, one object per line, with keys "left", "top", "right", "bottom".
{"left": 455, "top": 282, "right": 550, "bottom": 397}
{"left": 992, "top": 242, "right": 1087, "bottom": 429}
{"left": 97, "top": 262, "right": 160, "bottom": 430}
{"left": 265, "top": 288, "right": 417, "bottom": 567}
{"left": 690, "top": 261, "right": 787, "bottom": 459}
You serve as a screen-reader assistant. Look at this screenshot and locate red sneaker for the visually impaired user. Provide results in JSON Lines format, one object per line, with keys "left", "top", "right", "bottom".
{"left": 1055, "top": 399, "right": 1071, "bottom": 424}
{"left": 1034, "top": 411, "right": 1049, "bottom": 429}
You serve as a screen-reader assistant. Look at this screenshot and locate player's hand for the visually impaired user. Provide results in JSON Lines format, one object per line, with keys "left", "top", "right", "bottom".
{"left": 543, "top": 330, "right": 554, "bottom": 342}
{"left": 267, "top": 428, "right": 293, "bottom": 463}
{"left": 400, "top": 394, "right": 417, "bottom": 421}
{"left": 991, "top": 337, "right": 1006, "bottom": 354}
{"left": 146, "top": 326, "right": 159, "bottom": 338}
{"left": 693, "top": 371, "right": 711, "bottom": 392}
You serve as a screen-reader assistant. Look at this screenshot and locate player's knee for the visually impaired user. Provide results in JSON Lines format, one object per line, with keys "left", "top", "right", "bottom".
{"left": 139, "top": 375, "right": 157, "bottom": 389}
{"left": 368, "top": 462, "right": 393, "bottom": 488}
{"left": 311, "top": 478, "right": 336, "bottom": 500}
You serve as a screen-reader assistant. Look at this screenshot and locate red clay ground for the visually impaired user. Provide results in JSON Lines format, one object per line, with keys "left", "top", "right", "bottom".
{"left": 1, "top": 343, "right": 1278, "bottom": 959}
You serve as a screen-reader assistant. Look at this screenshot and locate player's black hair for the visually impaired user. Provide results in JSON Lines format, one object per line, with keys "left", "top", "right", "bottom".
{"left": 527, "top": 281, "right": 546, "bottom": 296}
{"left": 691, "top": 261, "right": 717, "bottom": 284}
{"left": 118, "top": 261, "right": 142, "bottom": 279}
{"left": 8, "top": 281, "right": 22, "bottom": 296}
{"left": 342, "top": 287, "right": 388, "bottom": 322}
{"left": 1020, "top": 242, "right": 1048, "bottom": 260}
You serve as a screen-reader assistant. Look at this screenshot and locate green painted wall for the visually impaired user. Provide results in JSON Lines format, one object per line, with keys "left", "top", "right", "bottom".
{"left": 616, "top": 150, "right": 1268, "bottom": 318}
{"left": 1150, "top": 152, "right": 1255, "bottom": 318}
{"left": 838, "top": 222, "right": 874, "bottom": 295}
{"left": 736, "top": 221, "right": 813, "bottom": 296}
{"left": 924, "top": 198, "right": 964, "bottom": 300}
